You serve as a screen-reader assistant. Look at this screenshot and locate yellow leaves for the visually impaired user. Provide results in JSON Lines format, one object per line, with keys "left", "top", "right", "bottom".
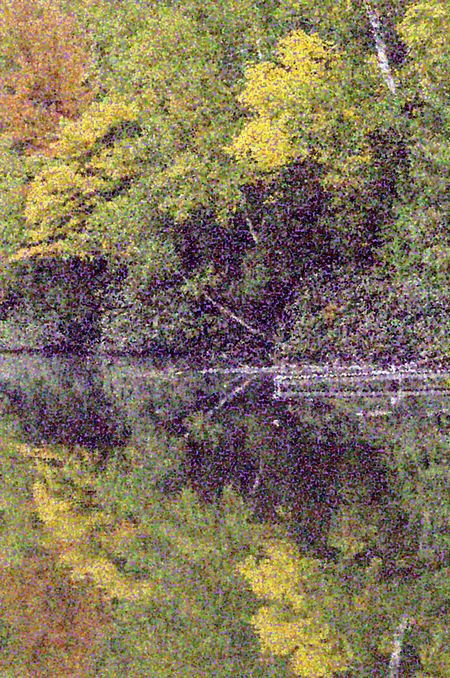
{"left": 60, "top": 548, "right": 154, "bottom": 602}
{"left": 32, "top": 478, "right": 154, "bottom": 602}
{"left": 24, "top": 164, "right": 88, "bottom": 235}
{"left": 227, "top": 28, "right": 348, "bottom": 172}
{"left": 229, "top": 116, "right": 297, "bottom": 171}
{"left": 17, "top": 96, "right": 144, "bottom": 260}
{"left": 252, "top": 605, "right": 302, "bottom": 656}
{"left": 54, "top": 98, "right": 139, "bottom": 158}
{"left": 237, "top": 539, "right": 353, "bottom": 676}
{"left": 89, "top": 139, "right": 143, "bottom": 181}
{"left": 27, "top": 446, "right": 157, "bottom": 604}
{"left": 227, "top": 19, "right": 393, "bottom": 184}
{"left": 243, "top": 27, "right": 340, "bottom": 115}
{"left": 239, "top": 540, "right": 307, "bottom": 607}
{"left": 16, "top": 442, "right": 63, "bottom": 463}
{"left": 289, "top": 626, "right": 353, "bottom": 678}
{"left": 238, "top": 62, "right": 291, "bottom": 114}
{"left": 397, "top": 1, "right": 450, "bottom": 103}
{"left": 10, "top": 239, "right": 83, "bottom": 262}
{"left": 398, "top": 1, "right": 448, "bottom": 47}
{"left": 276, "top": 29, "right": 335, "bottom": 74}
{"left": 250, "top": 599, "right": 353, "bottom": 677}
{"left": 32, "top": 480, "right": 108, "bottom": 543}
{"left": 341, "top": 106, "right": 360, "bottom": 121}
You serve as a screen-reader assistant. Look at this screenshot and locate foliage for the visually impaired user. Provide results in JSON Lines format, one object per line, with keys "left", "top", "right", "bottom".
{"left": 225, "top": 0, "right": 448, "bottom": 359}
{"left": 13, "top": 96, "right": 149, "bottom": 261}
{"left": 0, "top": 256, "right": 117, "bottom": 351}
{"left": 0, "top": 417, "right": 41, "bottom": 565}
{"left": 379, "top": 412, "right": 450, "bottom": 563}
{"left": 22, "top": 435, "right": 289, "bottom": 676}
{"left": 377, "top": 0, "right": 450, "bottom": 283}
{"left": 0, "top": 551, "right": 111, "bottom": 677}
{"left": 0, "top": 0, "right": 446, "bottom": 362}
{"left": 0, "top": 0, "right": 98, "bottom": 155}
{"left": 0, "top": 417, "right": 112, "bottom": 676}
{"left": 239, "top": 529, "right": 450, "bottom": 677}
{"left": 23, "top": 443, "right": 153, "bottom": 603}
{"left": 238, "top": 539, "right": 354, "bottom": 677}
{"left": 397, "top": 0, "right": 450, "bottom": 108}
{"left": 92, "top": 483, "right": 288, "bottom": 676}
{"left": 226, "top": 21, "right": 391, "bottom": 184}
{"left": 0, "top": 138, "right": 29, "bottom": 269}
{"left": 277, "top": 267, "right": 450, "bottom": 365}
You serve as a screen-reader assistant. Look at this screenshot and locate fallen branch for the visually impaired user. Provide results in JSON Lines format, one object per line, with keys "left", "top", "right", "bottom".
{"left": 206, "top": 376, "right": 256, "bottom": 417}
{"left": 250, "top": 451, "right": 265, "bottom": 494}
{"left": 245, "top": 215, "right": 260, "bottom": 245}
{"left": 181, "top": 273, "right": 269, "bottom": 340}
{"left": 201, "top": 289, "right": 270, "bottom": 340}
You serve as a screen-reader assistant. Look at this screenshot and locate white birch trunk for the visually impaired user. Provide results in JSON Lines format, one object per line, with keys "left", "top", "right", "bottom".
{"left": 364, "top": 1, "right": 397, "bottom": 95}
{"left": 388, "top": 614, "right": 409, "bottom": 678}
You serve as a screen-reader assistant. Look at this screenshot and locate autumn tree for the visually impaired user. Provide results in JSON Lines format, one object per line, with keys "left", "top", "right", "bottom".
{"left": 0, "top": 553, "right": 111, "bottom": 677}
{"left": 16, "top": 433, "right": 289, "bottom": 676}
{"left": 238, "top": 532, "right": 450, "bottom": 677}
{"left": 0, "top": 0, "right": 98, "bottom": 155}
{"left": 13, "top": 96, "right": 149, "bottom": 261}
{"left": 1, "top": 0, "right": 448, "bottom": 360}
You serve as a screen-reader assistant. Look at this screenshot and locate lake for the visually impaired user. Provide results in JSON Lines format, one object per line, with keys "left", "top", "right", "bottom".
{"left": 1, "top": 353, "right": 449, "bottom": 677}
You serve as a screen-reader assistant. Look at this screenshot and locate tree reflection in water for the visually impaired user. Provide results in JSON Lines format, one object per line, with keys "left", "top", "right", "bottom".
{"left": 0, "top": 354, "right": 448, "bottom": 676}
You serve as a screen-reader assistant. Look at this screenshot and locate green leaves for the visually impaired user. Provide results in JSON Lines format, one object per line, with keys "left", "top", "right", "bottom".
{"left": 0, "top": 422, "right": 40, "bottom": 566}
{"left": 397, "top": 0, "right": 450, "bottom": 105}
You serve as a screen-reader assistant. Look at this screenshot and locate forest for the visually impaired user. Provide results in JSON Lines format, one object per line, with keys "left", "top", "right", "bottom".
{"left": 0, "top": 0, "right": 449, "bottom": 676}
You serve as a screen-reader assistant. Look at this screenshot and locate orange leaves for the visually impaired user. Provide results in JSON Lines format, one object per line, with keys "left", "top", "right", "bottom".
{"left": 0, "top": 0, "right": 98, "bottom": 155}
{"left": 0, "top": 552, "right": 111, "bottom": 677}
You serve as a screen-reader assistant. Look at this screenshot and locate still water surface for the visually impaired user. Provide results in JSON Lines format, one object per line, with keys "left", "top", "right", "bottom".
{"left": 0, "top": 353, "right": 449, "bottom": 676}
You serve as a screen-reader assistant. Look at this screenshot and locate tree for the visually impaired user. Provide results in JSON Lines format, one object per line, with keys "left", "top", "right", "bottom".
{"left": 0, "top": 552, "right": 111, "bottom": 677}
{"left": 239, "top": 527, "right": 450, "bottom": 677}
{"left": 23, "top": 436, "right": 289, "bottom": 676}
{"left": 0, "top": 0, "right": 98, "bottom": 155}
{"left": 379, "top": 0, "right": 450, "bottom": 284}
{"left": 11, "top": 96, "right": 150, "bottom": 261}
{"left": 0, "top": 417, "right": 112, "bottom": 677}
{"left": 237, "top": 539, "right": 354, "bottom": 677}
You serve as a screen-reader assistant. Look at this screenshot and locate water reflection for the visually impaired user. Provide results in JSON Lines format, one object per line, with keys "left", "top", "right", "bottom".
{"left": 0, "top": 354, "right": 130, "bottom": 458}
{"left": 0, "top": 354, "right": 449, "bottom": 676}
{"left": 1, "top": 354, "right": 448, "bottom": 547}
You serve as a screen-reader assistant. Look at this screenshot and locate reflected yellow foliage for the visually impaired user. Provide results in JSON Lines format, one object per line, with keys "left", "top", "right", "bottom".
{"left": 18, "top": 443, "right": 154, "bottom": 604}
{"left": 238, "top": 539, "right": 353, "bottom": 677}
